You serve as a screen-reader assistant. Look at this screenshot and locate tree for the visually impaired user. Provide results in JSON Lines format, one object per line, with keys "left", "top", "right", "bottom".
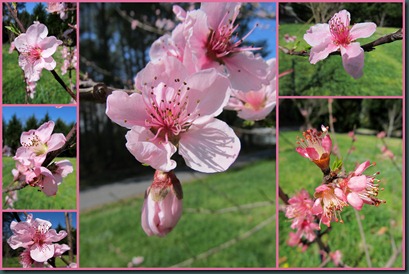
{"left": 24, "top": 114, "right": 39, "bottom": 131}
{"left": 4, "top": 115, "right": 23, "bottom": 151}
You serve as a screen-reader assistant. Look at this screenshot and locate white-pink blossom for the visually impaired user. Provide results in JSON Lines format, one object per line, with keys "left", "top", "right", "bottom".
{"left": 7, "top": 214, "right": 69, "bottom": 266}
{"left": 304, "top": 10, "right": 376, "bottom": 79}
{"left": 107, "top": 56, "right": 240, "bottom": 173}
{"left": 225, "top": 58, "right": 276, "bottom": 121}
{"left": 14, "top": 22, "right": 63, "bottom": 82}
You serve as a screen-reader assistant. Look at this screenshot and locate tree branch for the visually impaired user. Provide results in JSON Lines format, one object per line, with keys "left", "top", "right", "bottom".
{"left": 50, "top": 70, "right": 77, "bottom": 102}
{"left": 79, "top": 79, "right": 136, "bottom": 103}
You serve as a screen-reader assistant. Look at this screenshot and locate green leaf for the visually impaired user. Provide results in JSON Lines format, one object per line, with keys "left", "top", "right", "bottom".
{"left": 331, "top": 157, "right": 343, "bottom": 172}
{"left": 5, "top": 25, "right": 20, "bottom": 36}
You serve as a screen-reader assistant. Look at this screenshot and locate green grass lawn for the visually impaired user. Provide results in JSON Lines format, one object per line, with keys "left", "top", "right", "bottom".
{"left": 2, "top": 44, "right": 76, "bottom": 104}
{"left": 278, "top": 131, "right": 403, "bottom": 268}
{"left": 80, "top": 160, "right": 275, "bottom": 268}
{"left": 2, "top": 157, "right": 77, "bottom": 210}
{"left": 279, "top": 25, "right": 402, "bottom": 96}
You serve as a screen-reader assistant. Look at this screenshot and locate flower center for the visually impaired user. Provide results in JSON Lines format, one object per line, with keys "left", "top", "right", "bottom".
{"left": 329, "top": 15, "right": 351, "bottom": 46}
{"left": 33, "top": 223, "right": 50, "bottom": 246}
{"left": 206, "top": 11, "right": 259, "bottom": 62}
{"left": 28, "top": 47, "right": 43, "bottom": 62}
{"left": 144, "top": 82, "right": 200, "bottom": 145}
{"left": 22, "top": 134, "right": 48, "bottom": 155}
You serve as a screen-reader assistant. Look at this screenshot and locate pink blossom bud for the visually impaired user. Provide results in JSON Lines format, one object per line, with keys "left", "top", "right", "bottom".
{"left": 141, "top": 170, "right": 183, "bottom": 237}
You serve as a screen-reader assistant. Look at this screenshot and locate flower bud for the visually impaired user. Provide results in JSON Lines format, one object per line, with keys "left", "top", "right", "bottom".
{"left": 141, "top": 170, "right": 183, "bottom": 237}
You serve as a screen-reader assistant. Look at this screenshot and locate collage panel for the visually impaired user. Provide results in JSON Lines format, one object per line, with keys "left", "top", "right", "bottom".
{"left": 2, "top": 2, "right": 77, "bottom": 104}
{"left": 278, "top": 98, "right": 403, "bottom": 268}
{"left": 278, "top": 2, "right": 403, "bottom": 96}
{"left": 2, "top": 106, "right": 77, "bottom": 210}
{"left": 2, "top": 211, "right": 77, "bottom": 269}
{"left": 79, "top": 2, "right": 276, "bottom": 268}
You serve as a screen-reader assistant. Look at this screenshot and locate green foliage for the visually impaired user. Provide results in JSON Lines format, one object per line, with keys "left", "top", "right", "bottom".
{"left": 80, "top": 161, "right": 275, "bottom": 267}
{"left": 279, "top": 131, "right": 403, "bottom": 268}
{"left": 4, "top": 114, "right": 23, "bottom": 151}
{"left": 2, "top": 157, "right": 77, "bottom": 209}
{"left": 279, "top": 25, "right": 402, "bottom": 96}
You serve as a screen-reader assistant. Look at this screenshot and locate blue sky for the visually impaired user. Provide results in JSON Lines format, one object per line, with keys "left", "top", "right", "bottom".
{"left": 25, "top": 212, "right": 77, "bottom": 229}
{"left": 3, "top": 106, "right": 77, "bottom": 124}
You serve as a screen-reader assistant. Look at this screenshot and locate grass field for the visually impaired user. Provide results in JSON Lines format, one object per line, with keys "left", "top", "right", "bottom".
{"left": 278, "top": 131, "right": 403, "bottom": 268}
{"left": 2, "top": 157, "right": 77, "bottom": 210}
{"left": 2, "top": 44, "right": 76, "bottom": 104}
{"left": 80, "top": 160, "right": 275, "bottom": 268}
{"left": 278, "top": 25, "right": 402, "bottom": 96}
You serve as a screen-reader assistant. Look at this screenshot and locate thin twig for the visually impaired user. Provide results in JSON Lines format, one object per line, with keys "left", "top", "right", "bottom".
{"left": 79, "top": 79, "right": 136, "bottom": 103}
{"left": 50, "top": 70, "right": 77, "bottom": 102}
{"left": 171, "top": 215, "right": 275, "bottom": 267}
{"left": 5, "top": 3, "right": 26, "bottom": 32}
{"left": 354, "top": 209, "right": 372, "bottom": 267}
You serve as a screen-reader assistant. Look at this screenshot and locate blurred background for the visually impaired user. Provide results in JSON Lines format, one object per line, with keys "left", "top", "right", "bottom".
{"left": 278, "top": 2, "right": 403, "bottom": 96}
{"left": 79, "top": 3, "right": 276, "bottom": 267}
{"left": 278, "top": 98, "right": 403, "bottom": 268}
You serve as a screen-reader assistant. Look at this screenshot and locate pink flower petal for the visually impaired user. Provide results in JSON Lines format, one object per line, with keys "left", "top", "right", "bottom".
{"left": 30, "top": 243, "right": 55, "bottom": 262}
{"left": 309, "top": 41, "right": 339, "bottom": 64}
{"left": 26, "top": 22, "right": 48, "bottom": 45}
{"left": 348, "top": 175, "right": 367, "bottom": 192}
{"left": 38, "top": 36, "right": 62, "bottom": 58}
{"left": 125, "top": 126, "right": 177, "bottom": 172}
{"left": 106, "top": 90, "right": 146, "bottom": 129}
{"left": 183, "top": 68, "right": 230, "bottom": 118}
{"left": 42, "top": 174, "right": 58, "bottom": 196}
{"left": 305, "top": 147, "right": 320, "bottom": 160}
{"left": 350, "top": 22, "right": 377, "bottom": 40}
{"left": 341, "top": 42, "right": 364, "bottom": 79}
{"left": 304, "top": 24, "right": 331, "bottom": 47}
{"left": 47, "top": 133, "right": 66, "bottom": 152}
{"left": 46, "top": 229, "right": 68, "bottom": 242}
{"left": 354, "top": 161, "right": 371, "bottom": 175}
{"left": 224, "top": 52, "right": 270, "bottom": 92}
{"left": 321, "top": 135, "right": 332, "bottom": 154}
{"left": 200, "top": 2, "right": 240, "bottom": 31}
{"left": 179, "top": 118, "right": 240, "bottom": 173}
{"left": 347, "top": 192, "right": 363, "bottom": 210}
{"left": 336, "top": 10, "right": 351, "bottom": 27}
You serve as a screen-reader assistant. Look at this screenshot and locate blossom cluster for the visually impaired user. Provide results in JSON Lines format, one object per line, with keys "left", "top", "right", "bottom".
{"left": 106, "top": 3, "right": 276, "bottom": 237}
{"left": 60, "top": 46, "right": 77, "bottom": 75}
{"left": 7, "top": 214, "right": 70, "bottom": 268}
{"left": 11, "top": 121, "right": 73, "bottom": 196}
{"left": 286, "top": 126, "right": 385, "bottom": 249}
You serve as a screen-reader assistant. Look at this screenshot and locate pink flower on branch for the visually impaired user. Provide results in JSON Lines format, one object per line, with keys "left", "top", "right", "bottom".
{"left": 340, "top": 161, "right": 385, "bottom": 210}
{"left": 107, "top": 56, "right": 240, "bottom": 173}
{"left": 150, "top": 3, "right": 270, "bottom": 92}
{"left": 7, "top": 214, "right": 69, "bottom": 267}
{"left": 286, "top": 189, "right": 320, "bottom": 245}
{"left": 304, "top": 10, "right": 376, "bottom": 79}
{"left": 14, "top": 22, "right": 63, "bottom": 82}
{"left": 225, "top": 58, "right": 276, "bottom": 121}
{"left": 296, "top": 125, "right": 332, "bottom": 174}
{"left": 141, "top": 170, "right": 183, "bottom": 237}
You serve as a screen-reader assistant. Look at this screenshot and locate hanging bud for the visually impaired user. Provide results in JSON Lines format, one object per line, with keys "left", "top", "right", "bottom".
{"left": 296, "top": 125, "right": 332, "bottom": 175}
{"left": 141, "top": 170, "right": 183, "bottom": 237}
